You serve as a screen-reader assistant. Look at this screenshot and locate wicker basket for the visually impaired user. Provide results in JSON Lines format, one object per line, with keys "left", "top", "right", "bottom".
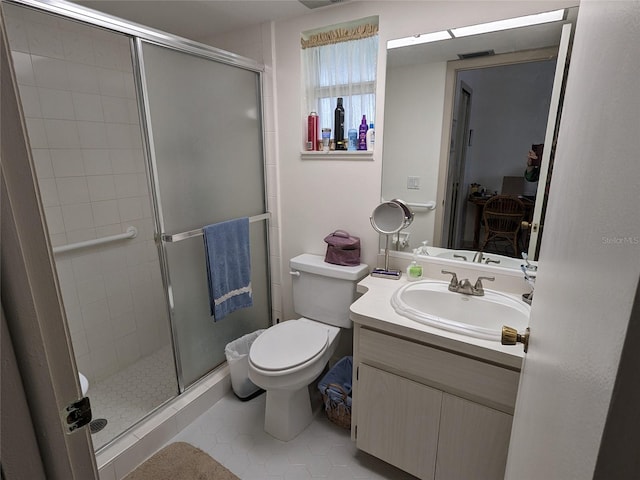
{"left": 322, "top": 383, "right": 351, "bottom": 429}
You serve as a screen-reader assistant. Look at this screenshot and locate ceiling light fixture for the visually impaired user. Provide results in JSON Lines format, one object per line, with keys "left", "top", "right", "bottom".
{"left": 450, "top": 9, "right": 566, "bottom": 38}
{"left": 387, "top": 30, "right": 453, "bottom": 50}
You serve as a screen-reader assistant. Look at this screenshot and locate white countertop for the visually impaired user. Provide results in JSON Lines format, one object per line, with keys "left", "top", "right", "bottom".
{"left": 350, "top": 274, "right": 525, "bottom": 370}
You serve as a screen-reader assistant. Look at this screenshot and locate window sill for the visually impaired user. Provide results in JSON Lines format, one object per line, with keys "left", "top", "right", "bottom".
{"left": 300, "top": 151, "right": 374, "bottom": 161}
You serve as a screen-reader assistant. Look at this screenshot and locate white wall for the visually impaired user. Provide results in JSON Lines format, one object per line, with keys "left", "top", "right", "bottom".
{"left": 5, "top": 5, "right": 170, "bottom": 382}
{"left": 382, "top": 61, "right": 446, "bottom": 249}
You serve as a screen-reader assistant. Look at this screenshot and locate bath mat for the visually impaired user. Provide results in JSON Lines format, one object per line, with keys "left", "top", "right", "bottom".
{"left": 123, "top": 442, "right": 239, "bottom": 480}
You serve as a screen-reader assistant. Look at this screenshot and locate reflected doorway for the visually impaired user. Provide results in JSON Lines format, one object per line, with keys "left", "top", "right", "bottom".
{"left": 441, "top": 56, "right": 556, "bottom": 256}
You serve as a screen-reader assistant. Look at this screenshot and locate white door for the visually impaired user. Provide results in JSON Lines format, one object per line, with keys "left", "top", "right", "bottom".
{"left": 526, "top": 24, "right": 572, "bottom": 257}
{"left": 505, "top": 2, "right": 640, "bottom": 478}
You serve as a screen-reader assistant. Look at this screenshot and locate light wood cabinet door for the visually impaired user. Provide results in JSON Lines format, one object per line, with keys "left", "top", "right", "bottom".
{"left": 356, "top": 364, "right": 442, "bottom": 479}
{"left": 436, "top": 393, "right": 513, "bottom": 480}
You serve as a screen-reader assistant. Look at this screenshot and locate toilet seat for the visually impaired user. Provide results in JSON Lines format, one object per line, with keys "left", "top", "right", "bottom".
{"left": 250, "top": 320, "right": 329, "bottom": 372}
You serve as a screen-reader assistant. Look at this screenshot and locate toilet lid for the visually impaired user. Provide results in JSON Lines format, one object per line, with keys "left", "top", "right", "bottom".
{"left": 250, "top": 321, "right": 329, "bottom": 371}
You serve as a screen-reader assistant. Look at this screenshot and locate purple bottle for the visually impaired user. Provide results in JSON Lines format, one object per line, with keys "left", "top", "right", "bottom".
{"left": 358, "top": 115, "right": 368, "bottom": 150}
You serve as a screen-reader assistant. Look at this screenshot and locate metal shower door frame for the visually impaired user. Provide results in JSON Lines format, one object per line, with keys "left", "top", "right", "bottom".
{"left": 6, "top": 0, "right": 271, "bottom": 394}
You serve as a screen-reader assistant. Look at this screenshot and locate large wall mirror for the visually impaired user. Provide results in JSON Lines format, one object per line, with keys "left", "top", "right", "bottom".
{"left": 381, "top": 7, "right": 578, "bottom": 268}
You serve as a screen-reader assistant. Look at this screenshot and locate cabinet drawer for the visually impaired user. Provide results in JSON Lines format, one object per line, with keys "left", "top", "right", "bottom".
{"left": 358, "top": 327, "right": 519, "bottom": 412}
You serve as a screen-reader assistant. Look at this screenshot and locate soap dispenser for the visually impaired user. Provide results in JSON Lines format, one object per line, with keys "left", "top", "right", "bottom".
{"left": 406, "top": 248, "right": 423, "bottom": 281}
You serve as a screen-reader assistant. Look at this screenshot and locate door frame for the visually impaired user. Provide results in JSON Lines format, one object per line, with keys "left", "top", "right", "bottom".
{"left": 434, "top": 47, "right": 560, "bottom": 249}
{"left": 442, "top": 80, "right": 473, "bottom": 249}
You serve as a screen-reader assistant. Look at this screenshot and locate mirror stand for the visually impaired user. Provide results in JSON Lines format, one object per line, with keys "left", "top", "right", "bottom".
{"left": 370, "top": 199, "right": 414, "bottom": 280}
{"left": 372, "top": 233, "right": 402, "bottom": 279}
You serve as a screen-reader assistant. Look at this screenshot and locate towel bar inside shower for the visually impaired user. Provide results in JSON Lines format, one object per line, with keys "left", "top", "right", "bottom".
{"left": 161, "top": 212, "right": 271, "bottom": 243}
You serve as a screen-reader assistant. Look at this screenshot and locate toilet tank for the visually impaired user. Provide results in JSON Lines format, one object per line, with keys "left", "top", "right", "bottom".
{"left": 290, "top": 253, "right": 369, "bottom": 328}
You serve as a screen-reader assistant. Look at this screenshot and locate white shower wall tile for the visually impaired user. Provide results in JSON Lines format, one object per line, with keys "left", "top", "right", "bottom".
{"left": 99, "top": 69, "right": 127, "bottom": 98}
{"left": 87, "top": 175, "right": 117, "bottom": 201}
{"left": 82, "top": 149, "right": 112, "bottom": 175}
{"left": 11, "top": 51, "right": 36, "bottom": 84}
{"left": 24, "top": 117, "right": 48, "bottom": 148}
{"left": 102, "top": 96, "right": 131, "bottom": 124}
{"left": 44, "top": 118, "right": 80, "bottom": 148}
{"left": 44, "top": 206, "right": 65, "bottom": 234}
{"left": 62, "top": 30, "right": 96, "bottom": 65}
{"left": 66, "top": 62, "right": 101, "bottom": 94}
{"left": 26, "top": 22, "right": 65, "bottom": 59}
{"left": 31, "top": 149, "right": 54, "bottom": 178}
{"left": 18, "top": 84, "right": 42, "bottom": 117}
{"left": 56, "top": 176, "right": 90, "bottom": 204}
{"left": 77, "top": 121, "right": 109, "bottom": 149}
{"left": 92, "top": 200, "right": 121, "bottom": 227}
{"left": 38, "top": 178, "right": 60, "bottom": 207}
{"left": 66, "top": 228, "right": 98, "bottom": 244}
{"left": 61, "top": 203, "right": 94, "bottom": 231}
{"left": 113, "top": 173, "right": 139, "bottom": 198}
{"left": 50, "top": 148, "right": 85, "bottom": 177}
{"left": 38, "top": 87, "right": 75, "bottom": 120}
{"left": 4, "top": 13, "right": 30, "bottom": 53}
{"left": 32, "top": 56, "right": 69, "bottom": 90}
{"left": 73, "top": 92, "right": 105, "bottom": 122}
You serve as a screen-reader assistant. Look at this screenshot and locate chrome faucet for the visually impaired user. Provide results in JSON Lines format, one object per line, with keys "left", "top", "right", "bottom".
{"left": 472, "top": 251, "right": 501, "bottom": 265}
{"left": 472, "top": 251, "right": 484, "bottom": 263}
{"left": 441, "top": 270, "right": 494, "bottom": 296}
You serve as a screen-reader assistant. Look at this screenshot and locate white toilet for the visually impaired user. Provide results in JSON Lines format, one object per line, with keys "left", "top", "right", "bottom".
{"left": 248, "top": 253, "right": 368, "bottom": 441}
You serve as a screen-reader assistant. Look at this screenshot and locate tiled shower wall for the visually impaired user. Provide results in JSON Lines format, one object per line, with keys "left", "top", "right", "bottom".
{"left": 5, "top": 5, "right": 171, "bottom": 382}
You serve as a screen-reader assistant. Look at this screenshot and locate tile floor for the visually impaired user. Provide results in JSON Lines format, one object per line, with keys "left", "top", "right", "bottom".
{"left": 90, "top": 345, "right": 178, "bottom": 450}
{"left": 166, "top": 391, "right": 418, "bottom": 480}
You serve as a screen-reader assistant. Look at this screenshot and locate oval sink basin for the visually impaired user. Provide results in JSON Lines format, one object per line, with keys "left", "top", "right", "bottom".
{"left": 391, "top": 280, "right": 530, "bottom": 341}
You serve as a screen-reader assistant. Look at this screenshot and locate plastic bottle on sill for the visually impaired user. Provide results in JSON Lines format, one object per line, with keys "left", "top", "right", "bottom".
{"left": 358, "top": 115, "right": 368, "bottom": 150}
{"left": 366, "top": 122, "right": 375, "bottom": 151}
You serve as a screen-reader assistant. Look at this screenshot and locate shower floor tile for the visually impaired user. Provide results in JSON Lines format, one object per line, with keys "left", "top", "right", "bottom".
{"left": 168, "top": 392, "right": 418, "bottom": 480}
{"left": 89, "top": 345, "right": 178, "bottom": 450}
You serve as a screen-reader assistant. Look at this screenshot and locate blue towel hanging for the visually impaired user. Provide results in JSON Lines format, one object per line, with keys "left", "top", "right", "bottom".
{"left": 203, "top": 217, "right": 252, "bottom": 321}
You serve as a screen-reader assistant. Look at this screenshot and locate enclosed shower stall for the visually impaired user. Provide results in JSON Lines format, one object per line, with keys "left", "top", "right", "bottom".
{"left": 4, "top": 0, "right": 271, "bottom": 450}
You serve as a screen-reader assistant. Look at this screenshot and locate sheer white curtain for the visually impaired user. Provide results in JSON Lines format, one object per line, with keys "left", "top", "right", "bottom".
{"left": 302, "top": 32, "right": 378, "bottom": 135}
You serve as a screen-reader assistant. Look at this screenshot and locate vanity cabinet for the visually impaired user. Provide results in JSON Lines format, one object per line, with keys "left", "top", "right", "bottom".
{"left": 352, "top": 325, "right": 520, "bottom": 480}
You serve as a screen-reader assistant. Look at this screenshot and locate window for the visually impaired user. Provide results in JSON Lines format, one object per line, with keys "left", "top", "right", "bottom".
{"left": 302, "top": 18, "right": 379, "bottom": 141}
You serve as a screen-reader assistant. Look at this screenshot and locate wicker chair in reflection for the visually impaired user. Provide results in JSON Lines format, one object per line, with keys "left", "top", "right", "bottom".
{"left": 480, "top": 195, "right": 526, "bottom": 257}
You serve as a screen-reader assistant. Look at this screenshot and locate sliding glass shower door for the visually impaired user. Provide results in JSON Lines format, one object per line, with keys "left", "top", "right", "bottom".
{"left": 137, "top": 40, "right": 270, "bottom": 388}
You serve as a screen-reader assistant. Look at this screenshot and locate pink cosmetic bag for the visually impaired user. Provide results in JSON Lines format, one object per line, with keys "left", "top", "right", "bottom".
{"left": 324, "top": 230, "right": 361, "bottom": 266}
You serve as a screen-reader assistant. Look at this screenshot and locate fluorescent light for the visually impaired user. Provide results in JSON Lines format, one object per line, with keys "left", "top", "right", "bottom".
{"left": 387, "top": 30, "right": 453, "bottom": 50}
{"left": 450, "top": 9, "right": 565, "bottom": 38}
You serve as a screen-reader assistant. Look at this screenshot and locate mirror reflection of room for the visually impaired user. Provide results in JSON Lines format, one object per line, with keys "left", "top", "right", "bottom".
{"left": 381, "top": 8, "right": 577, "bottom": 262}
{"left": 450, "top": 61, "right": 554, "bottom": 256}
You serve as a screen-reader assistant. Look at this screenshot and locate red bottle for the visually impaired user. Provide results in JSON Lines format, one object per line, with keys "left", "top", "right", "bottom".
{"left": 307, "top": 112, "right": 319, "bottom": 151}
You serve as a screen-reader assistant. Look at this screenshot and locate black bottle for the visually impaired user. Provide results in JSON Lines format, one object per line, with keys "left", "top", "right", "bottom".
{"left": 334, "top": 97, "right": 346, "bottom": 150}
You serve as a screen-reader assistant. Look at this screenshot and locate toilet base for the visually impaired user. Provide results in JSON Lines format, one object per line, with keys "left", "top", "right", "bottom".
{"left": 264, "top": 387, "right": 313, "bottom": 441}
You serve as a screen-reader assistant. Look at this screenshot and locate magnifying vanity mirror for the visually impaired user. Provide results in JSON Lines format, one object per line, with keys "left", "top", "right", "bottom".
{"left": 380, "top": 6, "right": 578, "bottom": 270}
{"left": 370, "top": 199, "right": 414, "bottom": 278}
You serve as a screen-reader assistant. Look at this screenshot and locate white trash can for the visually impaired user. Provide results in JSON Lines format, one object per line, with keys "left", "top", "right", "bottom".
{"left": 224, "top": 329, "right": 265, "bottom": 399}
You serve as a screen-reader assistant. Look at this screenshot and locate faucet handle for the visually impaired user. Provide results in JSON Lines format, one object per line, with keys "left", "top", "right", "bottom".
{"left": 441, "top": 270, "right": 459, "bottom": 287}
{"left": 474, "top": 276, "right": 495, "bottom": 291}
